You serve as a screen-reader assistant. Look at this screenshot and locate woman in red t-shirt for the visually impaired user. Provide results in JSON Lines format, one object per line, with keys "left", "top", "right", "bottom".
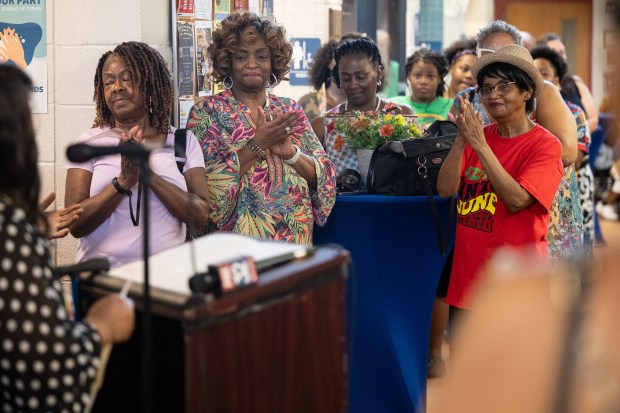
{"left": 438, "top": 45, "right": 564, "bottom": 319}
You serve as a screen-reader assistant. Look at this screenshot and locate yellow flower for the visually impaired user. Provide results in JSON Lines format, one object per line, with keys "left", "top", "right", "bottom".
{"left": 334, "top": 109, "right": 422, "bottom": 150}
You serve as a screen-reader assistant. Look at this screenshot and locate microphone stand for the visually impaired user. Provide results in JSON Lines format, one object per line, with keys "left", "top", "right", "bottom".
{"left": 136, "top": 152, "right": 153, "bottom": 413}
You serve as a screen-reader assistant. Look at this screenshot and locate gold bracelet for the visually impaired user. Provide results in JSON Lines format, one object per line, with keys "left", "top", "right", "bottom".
{"left": 245, "top": 138, "right": 266, "bottom": 160}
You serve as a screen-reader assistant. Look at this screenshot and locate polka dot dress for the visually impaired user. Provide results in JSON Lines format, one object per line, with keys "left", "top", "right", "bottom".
{"left": 0, "top": 194, "right": 102, "bottom": 412}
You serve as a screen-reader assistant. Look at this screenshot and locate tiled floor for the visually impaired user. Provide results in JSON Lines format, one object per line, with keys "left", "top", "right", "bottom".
{"left": 425, "top": 217, "right": 620, "bottom": 413}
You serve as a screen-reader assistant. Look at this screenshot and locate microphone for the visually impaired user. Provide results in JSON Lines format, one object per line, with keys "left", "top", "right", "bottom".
{"left": 66, "top": 141, "right": 163, "bottom": 163}
{"left": 189, "top": 256, "right": 259, "bottom": 297}
{"left": 53, "top": 258, "right": 111, "bottom": 278}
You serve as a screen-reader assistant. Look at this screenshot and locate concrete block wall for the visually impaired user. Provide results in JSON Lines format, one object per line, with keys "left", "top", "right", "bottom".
{"left": 35, "top": 0, "right": 336, "bottom": 265}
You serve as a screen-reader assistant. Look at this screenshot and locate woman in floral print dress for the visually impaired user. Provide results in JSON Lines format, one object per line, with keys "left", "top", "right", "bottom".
{"left": 187, "top": 12, "right": 336, "bottom": 245}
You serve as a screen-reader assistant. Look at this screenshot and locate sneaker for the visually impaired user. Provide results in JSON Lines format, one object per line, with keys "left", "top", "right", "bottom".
{"left": 596, "top": 202, "right": 619, "bottom": 221}
{"left": 427, "top": 355, "right": 446, "bottom": 378}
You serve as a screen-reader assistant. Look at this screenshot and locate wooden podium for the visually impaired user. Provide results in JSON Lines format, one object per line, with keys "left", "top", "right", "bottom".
{"left": 80, "top": 245, "right": 349, "bottom": 413}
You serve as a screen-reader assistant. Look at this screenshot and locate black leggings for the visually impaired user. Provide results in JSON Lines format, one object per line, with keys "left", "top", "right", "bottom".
{"left": 448, "top": 305, "right": 468, "bottom": 342}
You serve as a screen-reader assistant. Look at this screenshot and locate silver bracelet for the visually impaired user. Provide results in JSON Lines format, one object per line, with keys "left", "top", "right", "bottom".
{"left": 282, "top": 145, "right": 302, "bottom": 165}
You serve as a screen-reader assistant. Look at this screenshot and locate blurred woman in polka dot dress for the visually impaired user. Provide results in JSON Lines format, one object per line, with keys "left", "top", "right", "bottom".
{"left": 0, "top": 65, "right": 135, "bottom": 412}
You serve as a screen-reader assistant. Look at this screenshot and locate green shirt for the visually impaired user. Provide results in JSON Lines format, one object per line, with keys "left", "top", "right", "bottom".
{"left": 389, "top": 95, "right": 452, "bottom": 129}
{"left": 379, "top": 60, "right": 401, "bottom": 99}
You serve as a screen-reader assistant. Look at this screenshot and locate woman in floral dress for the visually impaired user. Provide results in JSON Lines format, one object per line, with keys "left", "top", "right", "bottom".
{"left": 187, "top": 12, "right": 336, "bottom": 245}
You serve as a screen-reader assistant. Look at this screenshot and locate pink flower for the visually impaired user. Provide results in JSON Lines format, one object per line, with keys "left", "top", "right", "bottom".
{"left": 380, "top": 124, "right": 395, "bottom": 137}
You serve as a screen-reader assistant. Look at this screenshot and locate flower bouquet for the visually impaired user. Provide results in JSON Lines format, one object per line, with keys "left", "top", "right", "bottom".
{"left": 333, "top": 111, "right": 422, "bottom": 150}
{"left": 328, "top": 110, "right": 422, "bottom": 188}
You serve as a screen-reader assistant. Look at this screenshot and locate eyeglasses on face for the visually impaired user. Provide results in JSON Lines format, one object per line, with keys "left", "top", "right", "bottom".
{"left": 478, "top": 81, "right": 517, "bottom": 97}
{"left": 476, "top": 48, "right": 495, "bottom": 58}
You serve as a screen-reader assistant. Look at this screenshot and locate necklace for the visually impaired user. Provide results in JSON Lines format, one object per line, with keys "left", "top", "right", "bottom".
{"left": 344, "top": 96, "right": 381, "bottom": 113}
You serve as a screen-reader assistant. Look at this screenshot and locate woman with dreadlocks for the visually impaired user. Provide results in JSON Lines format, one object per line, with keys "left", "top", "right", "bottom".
{"left": 65, "top": 42, "right": 209, "bottom": 268}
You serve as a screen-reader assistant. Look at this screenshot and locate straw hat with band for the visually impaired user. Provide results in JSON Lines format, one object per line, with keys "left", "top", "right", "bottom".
{"left": 472, "top": 44, "right": 545, "bottom": 98}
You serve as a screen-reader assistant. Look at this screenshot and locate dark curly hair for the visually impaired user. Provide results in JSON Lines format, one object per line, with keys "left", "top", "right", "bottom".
{"left": 529, "top": 45, "right": 568, "bottom": 82}
{"left": 0, "top": 66, "right": 44, "bottom": 226}
{"left": 208, "top": 12, "right": 292, "bottom": 83}
{"left": 93, "top": 41, "right": 173, "bottom": 134}
{"left": 443, "top": 37, "right": 477, "bottom": 66}
{"left": 404, "top": 48, "right": 449, "bottom": 97}
{"left": 332, "top": 37, "right": 384, "bottom": 88}
{"left": 477, "top": 62, "right": 537, "bottom": 113}
{"left": 309, "top": 39, "right": 339, "bottom": 91}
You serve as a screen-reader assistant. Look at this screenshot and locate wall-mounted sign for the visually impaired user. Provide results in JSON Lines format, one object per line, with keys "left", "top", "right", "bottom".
{"left": 289, "top": 37, "right": 320, "bottom": 86}
{"left": 0, "top": 0, "right": 47, "bottom": 113}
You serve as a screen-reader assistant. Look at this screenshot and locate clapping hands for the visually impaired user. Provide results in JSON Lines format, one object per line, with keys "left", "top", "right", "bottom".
{"left": 117, "top": 125, "right": 143, "bottom": 189}
{"left": 254, "top": 107, "right": 304, "bottom": 159}
{"left": 456, "top": 93, "right": 486, "bottom": 152}
{"left": 39, "top": 192, "right": 84, "bottom": 239}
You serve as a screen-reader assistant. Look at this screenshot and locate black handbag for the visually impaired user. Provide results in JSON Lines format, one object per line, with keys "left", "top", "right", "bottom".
{"left": 366, "top": 120, "right": 458, "bottom": 196}
{"left": 366, "top": 120, "right": 458, "bottom": 255}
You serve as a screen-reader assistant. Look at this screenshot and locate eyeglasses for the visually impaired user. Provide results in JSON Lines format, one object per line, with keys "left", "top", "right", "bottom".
{"left": 478, "top": 81, "right": 517, "bottom": 97}
{"left": 476, "top": 48, "right": 495, "bottom": 58}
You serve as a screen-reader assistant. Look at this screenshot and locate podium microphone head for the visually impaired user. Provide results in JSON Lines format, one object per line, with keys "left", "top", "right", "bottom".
{"left": 66, "top": 141, "right": 166, "bottom": 163}
{"left": 188, "top": 271, "right": 221, "bottom": 296}
{"left": 66, "top": 144, "right": 118, "bottom": 163}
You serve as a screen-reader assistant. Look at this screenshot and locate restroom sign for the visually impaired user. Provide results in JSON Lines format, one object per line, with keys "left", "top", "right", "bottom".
{"left": 289, "top": 38, "right": 320, "bottom": 86}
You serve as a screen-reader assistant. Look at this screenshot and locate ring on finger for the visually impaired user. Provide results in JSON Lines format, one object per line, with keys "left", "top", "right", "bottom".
{"left": 284, "top": 126, "right": 292, "bottom": 135}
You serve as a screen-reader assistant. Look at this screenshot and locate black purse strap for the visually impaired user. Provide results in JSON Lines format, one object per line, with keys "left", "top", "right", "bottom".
{"left": 174, "top": 128, "right": 188, "bottom": 174}
{"left": 366, "top": 147, "right": 380, "bottom": 190}
{"left": 421, "top": 175, "right": 453, "bottom": 256}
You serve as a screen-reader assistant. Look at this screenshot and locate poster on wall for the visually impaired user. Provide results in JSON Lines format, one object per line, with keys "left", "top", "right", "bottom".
{"left": 178, "top": 98, "right": 194, "bottom": 128}
{"left": 233, "top": 0, "right": 253, "bottom": 11}
{"left": 214, "top": 0, "right": 231, "bottom": 13}
{"left": 178, "top": 0, "right": 195, "bottom": 16}
{"left": 177, "top": 21, "right": 195, "bottom": 97}
{"left": 248, "top": 0, "right": 260, "bottom": 13}
{"left": 195, "top": 20, "right": 212, "bottom": 96}
{"left": 194, "top": 0, "right": 212, "bottom": 20}
{"left": 214, "top": 0, "right": 230, "bottom": 27}
{"left": 0, "top": 0, "right": 47, "bottom": 113}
